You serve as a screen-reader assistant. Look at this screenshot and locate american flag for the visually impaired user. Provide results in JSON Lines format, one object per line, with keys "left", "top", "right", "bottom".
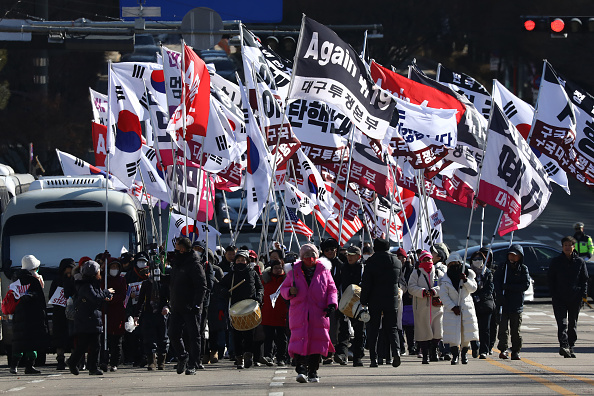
{"left": 315, "top": 208, "right": 363, "bottom": 246}
{"left": 284, "top": 207, "right": 314, "bottom": 238}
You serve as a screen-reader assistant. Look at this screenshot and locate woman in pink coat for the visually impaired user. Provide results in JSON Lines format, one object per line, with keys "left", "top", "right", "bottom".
{"left": 280, "top": 243, "right": 338, "bottom": 384}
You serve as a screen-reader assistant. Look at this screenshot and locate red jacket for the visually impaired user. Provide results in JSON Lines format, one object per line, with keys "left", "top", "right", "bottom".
{"left": 261, "top": 268, "right": 288, "bottom": 327}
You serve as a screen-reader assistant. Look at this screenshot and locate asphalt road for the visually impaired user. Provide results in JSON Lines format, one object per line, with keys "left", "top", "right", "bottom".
{"left": 1, "top": 302, "right": 594, "bottom": 395}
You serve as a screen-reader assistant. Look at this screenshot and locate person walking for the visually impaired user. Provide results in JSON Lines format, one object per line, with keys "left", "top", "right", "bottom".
{"left": 48, "top": 258, "right": 76, "bottom": 371}
{"left": 439, "top": 253, "right": 479, "bottom": 365}
{"left": 280, "top": 244, "right": 338, "bottom": 383}
{"left": 493, "top": 244, "right": 530, "bottom": 360}
{"left": 261, "top": 259, "right": 289, "bottom": 366}
{"left": 407, "top": 250, "right": 444, "bottom": 364}
{"left": 548, "top": 236, "right": 589, "bottom": 358}
{"left": 573, "top": 222, "right": 594, "bottom": 259}
{"left": 10, "top": 255, "right": 49, "bottom": 375}
{"left": 67, "top": 260, "right": 114, "bottom": 376}
{"left": 167, "top": 237, "right": 208, "bottom": 375}
{"left": 469, "top": 249, "right": 495, "bottom": 359}
{"left": 221, "top": 250, "right": 264, "bottom": 369}
{"left": 360, "top": 238, "right": 402, "bottom": 368}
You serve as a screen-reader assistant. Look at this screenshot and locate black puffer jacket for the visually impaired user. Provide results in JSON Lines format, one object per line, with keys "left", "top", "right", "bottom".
{"left": 471, "top": 267, "right": 495, "bottom": 314}
{"left": 221, "top": 265, "right": 264, "bottom": 306}
{"left": 360, "top": 251, "right": 402, "bottom": 310}
{"left": 11, "top": 270, "right": 49, "bottom": 353}
{"left": 73, "top": 277, "right": 112, "bottom": 334}
{"left": 493, "top": 244, "right": 530, "bottom": 314}
{"left": 169, "top": 250, "right": 207, "bottom": 313}
{"left": 548, "top": 251, "right": 588, "bottom": 304}
{"left": 340, "top": 260, "right": 364, "bottom": 292}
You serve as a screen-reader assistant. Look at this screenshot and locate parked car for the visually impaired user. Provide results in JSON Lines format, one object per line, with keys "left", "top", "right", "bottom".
{"left": 453, "top": 241, "right": 594, "bottom": 298}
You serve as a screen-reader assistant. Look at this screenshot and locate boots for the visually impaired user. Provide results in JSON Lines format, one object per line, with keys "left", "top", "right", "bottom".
{"left": 56, "top": 350, "right": 66, "bottom": 371}
{"left": 422, "top": 347, "right": 430, "bottom": 364}
{"left": 243, "top": 352, "right": 253, "bottom": 368}
{"left": 147, "top": 353, "right": 156, "bottom": 371}
{"left": 450, "top": 346, "right": 459, "bottom": 365}
{"left": 25, "top": 358, "right": 41, "bottom": 374}
{"left": 236, "top": 355, "right": 244, "bottom": 369}
{"left": 209, "top": 350, "right": 219, "bottom": 364}
{"left": 429, "top": 340, "right": 439, "bottom": 362}
{"left": 461, "top": 347, "right": 469, "bottom": 364}
{"left": 156, "top": 353, "right": 166, "bottom": 370}
{"left": 202, "top": 354, "right": 210, "bottom": 365}
{"left": 10, "top": 356, "right": 19, "bottom": 375}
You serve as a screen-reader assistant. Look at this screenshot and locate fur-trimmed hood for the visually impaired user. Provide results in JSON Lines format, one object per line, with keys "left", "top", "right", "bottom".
{"left": 284, "top": 256, "right": 332, "bottom": 274}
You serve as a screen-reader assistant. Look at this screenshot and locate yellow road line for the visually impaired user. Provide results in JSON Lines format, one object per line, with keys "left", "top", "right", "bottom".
{"left": 487, "top": 358, "right": 577, "bottom": 396}
{"left": 493, "top": 348, "right": 594, "bottom": 388}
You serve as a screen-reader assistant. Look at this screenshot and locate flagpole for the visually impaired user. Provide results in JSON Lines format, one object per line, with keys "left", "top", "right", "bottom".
{"left": 104, "top": 60, "right": 113, "bottom": 356}
{"left": 387, "top": 163, "right": 416, "bottom": 251}
{"left": 180, "top": 39, "right": 190, "bottom": 239}
{"left": 461, "top": 95, "right": 494, "bottom": 266}
{"left": 524, "top": 61, "right": 548, "bottom": 146}
{"left": 480, "top": 206, "right": 485, "bottom": 248}
{"left": 336, "top": 125, "right": 356, "bottom": 246}
{"left": 221, "top": 190, "right": 234, "bottom": 241}
{"left": 206, "top": 172, "right": 211, "bottom": 259}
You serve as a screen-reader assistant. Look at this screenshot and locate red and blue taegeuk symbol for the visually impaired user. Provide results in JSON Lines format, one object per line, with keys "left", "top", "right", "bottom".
{"left": 246, "top": 136, "right": 260, "bottom": 175}
{"left": 307, "top": 174, "right": 319, "bottom": 195}
{"left": 115, "top": 110, "right": 142, "bottom": 153}
{"left": 151, "top": 70, "right": 166, "bottom": 94}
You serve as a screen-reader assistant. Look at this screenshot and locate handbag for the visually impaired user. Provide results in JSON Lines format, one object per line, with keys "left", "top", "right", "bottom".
{"left": 432, "top": 296, "right": 443, "bottom": 307}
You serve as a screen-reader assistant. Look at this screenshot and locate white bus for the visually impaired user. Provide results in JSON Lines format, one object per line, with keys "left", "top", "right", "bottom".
{"left": 0, "top": 175, "right": 147, "bottom": 353}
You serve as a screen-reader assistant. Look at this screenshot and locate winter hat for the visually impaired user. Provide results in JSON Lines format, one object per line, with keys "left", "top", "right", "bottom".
{"left": 446, "top": 253, "right": 463, "bottom": 265}
{"left": 299, "top": 243, "right": 319, "bottom": 260}
{"left": 418, "top": 250, "right": 432, "bottom": 262}
{"left": 22, "top": 255, "right": 40, "bottom": 271}
{"left": 79, "top": 256, "right": 92, "bottom": 268}
{"left": 235, "top": 250, "right": 250, "bottom": 260}
{"left": 373, "top": 238, "right": 390, "bottom": 252}
{"left": 192, "top": 240, "right": 207, "bottom": 250}
{"left": 395, "top": 247, "right": 407, "bottom": 258}
{"left": 320, "top": 238, "right": 338, "bottom": 252}
{"left": 81, "top": 260, "right": 100, "bottom": 277}
{"left": 346, "top": 246, "right": 362, "bottom": 255}
{"left": 135, "top": 252, "right": 149, "bottom": 268}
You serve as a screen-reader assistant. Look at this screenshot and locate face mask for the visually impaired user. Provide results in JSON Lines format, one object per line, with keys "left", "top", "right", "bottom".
{"left": 472, "top": 259, "right": 484, "bottom": 269}
{"left": 303, "top": 257, "right": 316, "bottom": 266}
{"left": 419, "top": 261, "right": 433, "bottom": 273}
{"left": 234, "top": 263, "right": 247, "bottom": 271}
{"left": 109, "top": 269, "right": 119, "bottom": 277}
{"left": 363, "top": 254, "right": 371, "bottom": 260}
{"left": 137, "top": 261, "right": 148, "bottom": 269}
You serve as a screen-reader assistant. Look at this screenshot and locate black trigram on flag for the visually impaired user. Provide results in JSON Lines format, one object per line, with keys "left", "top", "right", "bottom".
{"left": 126, "top": 159, "right": 140, "bottom": 177}
{"left": 209, "top": 154, "right": 223, "bottom": 165}
{"left": 115, "top": 86, "right": 125, "bottom": 101}
{"left": 215, "top": 135, "right": 228, "bottom": 152}
{"left": 252, "top": 187, "right": 258, "bottom": 202}
{"left": 140, "top": 93, "right": 149, "bottom": 110}
{"left": 175, "top": 218, "right": 184, "bottom": 228}
{"left": 302, "top": 161, "right": 311, "bottom": 171}
{"left": 74, "top": 158, "right": 85, "bottom": 168}
{"left": 503, "top": 101, "right": 517, "bottom": 120}
{"left": 148, "top": 171, "right": 156, "bottom": 183}
{"left": 132, "top": 65, "right": 145, "bottom": 79}
{"left": 483, "top": 99, "right": 492, "bottom": 119}
{"left": 145, "top": 148, "right": 156, "bottom": 162}
{"left": 543, "top": 161, "right": 560, "bottom": 176}
{"left": 290, "top": 197, "right": 297, "bottom": 206}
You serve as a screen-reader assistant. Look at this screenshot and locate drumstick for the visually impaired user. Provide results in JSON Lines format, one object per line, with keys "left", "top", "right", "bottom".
{"left": 229, "top": 279, "right": 246, "bottom": 293}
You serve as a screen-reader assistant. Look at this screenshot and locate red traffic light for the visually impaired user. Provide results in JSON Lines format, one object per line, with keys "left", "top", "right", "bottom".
{"left": 524, "top": 19, "right": 536, "bottom": 31}
{"left": 550, "top": 18, "right": 565, "bottom": 33}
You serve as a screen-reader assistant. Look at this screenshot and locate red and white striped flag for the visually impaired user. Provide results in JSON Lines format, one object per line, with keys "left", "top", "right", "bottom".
{"left": 284, "top": 207, "right": 313, "bottom": 238}
{"left": 315, "top": 209, "right": 363, "bottom": 246}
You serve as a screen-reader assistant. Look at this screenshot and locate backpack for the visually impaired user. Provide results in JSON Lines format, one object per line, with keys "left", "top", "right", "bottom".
{"left": 1, "top": 290, "right": 19, "bottom": 315}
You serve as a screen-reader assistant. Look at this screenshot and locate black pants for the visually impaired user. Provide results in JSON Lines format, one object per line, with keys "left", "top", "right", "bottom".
{"left": 70, "top": 333, "right": 101, "bottom": 372}
{"left": 367, "top": 307, "right": 400, "bottom": 361}
{"left": 403, "top": 325, "right": 415, "bottom": 353}
{"left": 141, "top": 311, "right": 169, "bottom": 355}
{"left": 168, "top": 311, "right": 201, "bottom": 369}
{"left": 476, "top": 311, "right": 492, "bottom": 355}
{"left": 232, "top": 328, "right": 254, "bottom": 356}
{"left": 295, "top": 353, "right": 320, "bottom": 375}
{"left": 199, "top": 303, "right": 209, "bottom": 359}
{"left": 263, "top": 325, "right": 287, "bottom": 362}
{"left": 100, "top": 334, "right": 123, "bottom": 367}
{"left": 497, "top": 312, "right": 522, "bottom": 353}
{"left": 552, "top": 299, "right": 581, "bottom": 348}
{"left": 336, "top": 317, "right": 364, "bottom": 359}
{"left": 330, "top": 311, "right": 350, "bottom": 358}
{"left": 123, "top": 328, "right": 142, "bottom": 364}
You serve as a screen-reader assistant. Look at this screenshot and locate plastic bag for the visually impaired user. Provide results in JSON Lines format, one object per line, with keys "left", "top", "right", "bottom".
{"left": 124, "top": 316, "right": 137, "bottom": 332}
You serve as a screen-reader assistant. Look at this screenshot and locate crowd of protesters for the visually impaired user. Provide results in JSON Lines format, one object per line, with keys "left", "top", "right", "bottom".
{"left": 3, "top": 232, "right": 588, "bottom": 383}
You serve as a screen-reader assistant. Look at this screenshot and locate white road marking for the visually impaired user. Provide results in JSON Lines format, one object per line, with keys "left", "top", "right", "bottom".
{"left": 275, "top": 370, "right": 288, "bottom": 374}
{"left": 272, "top": 377, "right": 286, "bottom": 380}
{"left": 269, "top": 392, "right": 284, "bottom": 396}
{"left": 29, "top": 380, "right": 44, "bottom": 383}
{"left": 8, "top": 387, "right": 26, "bottom": 392}
{"left": 270, "top": 382, "right": 284, "bottom": 387}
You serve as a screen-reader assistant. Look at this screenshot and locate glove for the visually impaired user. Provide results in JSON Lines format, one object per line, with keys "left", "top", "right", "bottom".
{"left": 452, "top": 306, "right": 461, "bottom": 315}
{"left": 429, "top": 288, "right": 437, "bottom": 297}
{"left": 422, "top": 289, "right": 431, "bottom": 297}
{"left": 459, "top": 273, "right": 467, "bottom": 281}
{"left": 324, "top": 304, "right": 336, "bottom": 317}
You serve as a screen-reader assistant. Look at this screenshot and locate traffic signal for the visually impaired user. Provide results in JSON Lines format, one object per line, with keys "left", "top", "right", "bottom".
{"left": 522, "top": 16, "right": 594, "bottom": 36}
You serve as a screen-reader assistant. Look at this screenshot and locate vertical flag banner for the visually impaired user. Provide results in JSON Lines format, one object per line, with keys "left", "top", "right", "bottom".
{"left": 289, "top": 17, "right": 396, "bottom": 140}
{"left": 89, "top": 88, "right": 109, "bottom": 126}
{"left": 478, "top": 105, "right": 552, "bottom": 235}
{"left": 492, "top": 79, "right": 570, "bottom": 194}
{"left": 436, "top": 64, "right": 492, "bottom": 120}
